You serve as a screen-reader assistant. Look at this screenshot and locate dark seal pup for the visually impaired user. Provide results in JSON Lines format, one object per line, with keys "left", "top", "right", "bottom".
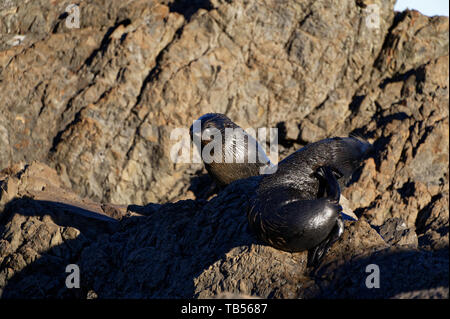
{"left": 247, "top": 137, "right": 371, "bottom": 266}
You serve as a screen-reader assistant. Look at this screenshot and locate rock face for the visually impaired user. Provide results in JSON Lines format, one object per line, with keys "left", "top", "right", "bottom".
{"left": 0, "top": 0, "right": 448, "bottom": 299}
{"left": 2, "top": 0, "right": 398, "bottom": 205}
{"left": 0, "top": 161, "right": 447, "bottom": 299}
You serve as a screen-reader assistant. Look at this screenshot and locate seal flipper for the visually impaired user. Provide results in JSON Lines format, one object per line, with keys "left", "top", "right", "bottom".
{"left": 308, "top": 215, "right": 344, "bottom": 267}
{"left": 315, "top": 166, "right": 341, "bottom": 204}
{"left": 308, "top": 166, "right": 344, "bottom": 267}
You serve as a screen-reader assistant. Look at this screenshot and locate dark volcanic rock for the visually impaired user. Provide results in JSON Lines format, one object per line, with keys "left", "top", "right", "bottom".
{"left": 314, "top": 246, "right": 448, "bottom": 299}
{"left": 0, "top": 160, "right": 448, "bottom": 298}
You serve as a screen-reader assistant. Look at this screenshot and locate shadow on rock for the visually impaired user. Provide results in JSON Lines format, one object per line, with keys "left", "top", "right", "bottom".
{"left": 0, "top": 197, "right": 121, "bottom": 298}
{"left": 1, "top": 177, "right": 447, "bottom": 299}
{"left": 187, "top": 171, "right": 220, "bottom": 200}
{"left": 168, "top": 0, "right": 213, "bottom": 21}
{"left": 0, "top": 177, "right": 266, "bottom": 298}
{"left": 312, "top": 246, "right": 449, "bottom": 299}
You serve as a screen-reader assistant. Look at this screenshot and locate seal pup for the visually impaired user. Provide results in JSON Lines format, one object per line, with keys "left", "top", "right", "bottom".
{"left": 191, "top": 113, "right": 371, "bottom": 266}
{"left": 247, "top": 136, "right": 371, "bottom": 266}
{"left": 190, "top": 113, "right": 273, "bottom": 187}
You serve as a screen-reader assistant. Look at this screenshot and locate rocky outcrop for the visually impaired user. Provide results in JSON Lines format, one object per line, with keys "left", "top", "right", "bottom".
{"left": 0, "top": 0, "right": 448, "bottom": 299}
{"left": 0, "top": 160, "right": 447, "bottom": 298}
{"left": 2, "top": 0, "right": 398, "bottom": 205}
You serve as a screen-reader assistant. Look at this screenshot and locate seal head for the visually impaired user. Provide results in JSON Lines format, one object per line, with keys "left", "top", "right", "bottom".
{"left": 190, "top": 113, "right": 272, "bottom": 186}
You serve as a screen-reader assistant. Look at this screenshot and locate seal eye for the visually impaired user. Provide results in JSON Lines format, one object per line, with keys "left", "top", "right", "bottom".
{"left": 201, "top": 126, "right": 219, "bottom": 144}
{"left": 203, "top": 127, "right": 213, "bottom": 135}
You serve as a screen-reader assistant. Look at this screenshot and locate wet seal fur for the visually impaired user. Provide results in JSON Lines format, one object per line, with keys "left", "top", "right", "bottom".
{"left": 248, "top": 136, "right": 371, "bottom": 266}
{"left": 191, "top": 113, "right": 371, "bottom": 266}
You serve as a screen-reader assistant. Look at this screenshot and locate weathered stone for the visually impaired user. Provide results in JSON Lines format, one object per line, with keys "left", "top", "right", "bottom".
{"left": 378, "top": 217, "right": 418, "bottom": 248}
{"left": 1, "top": 0, "right": 397, "bottom": 206}
{"left": 0, "top": 0, "right": 448, "bottom": 299}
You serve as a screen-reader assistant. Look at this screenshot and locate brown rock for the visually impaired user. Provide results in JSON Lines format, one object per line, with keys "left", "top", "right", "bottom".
{"left": 0, "top": 0, "right": 448, "bottom": 299}
{"left": 1, "top": 0, "right": 397, "bottom": 206}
